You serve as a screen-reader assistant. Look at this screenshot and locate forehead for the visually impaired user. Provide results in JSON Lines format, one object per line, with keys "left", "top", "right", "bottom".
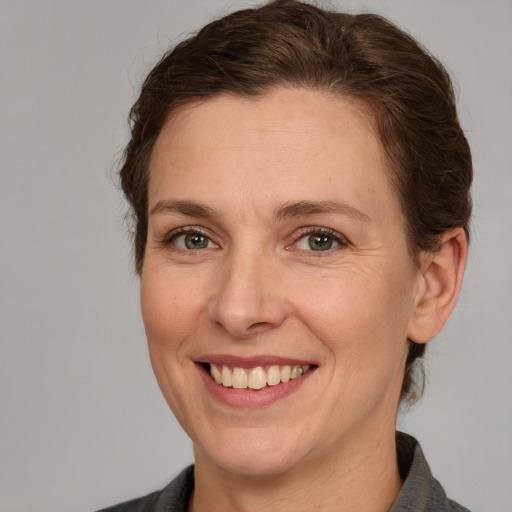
{"left": 148, "top": 87, "right": 394, "bottom": 220}
{"left": 153, "top": 88, "right": 378, "bottom": 159}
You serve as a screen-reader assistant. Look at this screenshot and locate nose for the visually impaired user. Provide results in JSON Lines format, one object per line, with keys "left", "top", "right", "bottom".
{"left": 208, "top": 249, "right": 287, "bottom": 339}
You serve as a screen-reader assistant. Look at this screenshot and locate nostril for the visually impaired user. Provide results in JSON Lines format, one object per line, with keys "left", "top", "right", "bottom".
{"left": 212, "top": 319, "right": 277, "bottom": 339}
{"left": 249, "top": 321, "right": 271, "bottom": 329}
{"left": 246, "top": 321, "right": 277, "bottom": 335}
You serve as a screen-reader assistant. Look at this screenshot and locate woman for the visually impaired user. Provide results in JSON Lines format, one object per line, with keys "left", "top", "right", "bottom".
{"left": 100, "top": 1, "right": 472, "bottom": 510}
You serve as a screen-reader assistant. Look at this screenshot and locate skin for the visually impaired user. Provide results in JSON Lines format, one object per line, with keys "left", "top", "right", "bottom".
{"left": 141, "top": 88, "right": 467, "bottom": 512}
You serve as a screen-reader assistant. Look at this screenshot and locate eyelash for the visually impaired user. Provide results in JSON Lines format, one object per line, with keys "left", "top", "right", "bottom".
{"left": 289, "top": 227, "right": 349, "bottom": 253}
{"left": 160, "top": 226, "right": 349, "bottom": 253}
{"left": 161, "top": 227, "right": 217, "bottom": 250}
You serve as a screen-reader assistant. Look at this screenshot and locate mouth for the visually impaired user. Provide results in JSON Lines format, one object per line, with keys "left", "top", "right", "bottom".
{"left": 195, "top": 356, "right": 317, "bottom": 407}
{"left": 202, "top": 362, "right": 314, "bottom": 390}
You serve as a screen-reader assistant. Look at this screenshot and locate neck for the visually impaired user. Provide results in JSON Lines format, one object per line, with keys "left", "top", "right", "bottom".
{"left": 189, "top": 424, "right": 402, "bottom": 512}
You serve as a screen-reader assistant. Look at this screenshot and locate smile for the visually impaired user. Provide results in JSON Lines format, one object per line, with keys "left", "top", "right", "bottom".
{"left": 196, "top": 357, "right": 317, "bottom": 406}
{"left": 209, "top": 364, "right": 312, "bottom": 390}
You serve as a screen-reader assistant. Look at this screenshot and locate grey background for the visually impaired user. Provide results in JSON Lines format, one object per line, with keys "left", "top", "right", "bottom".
{"left": 1, "top": 1, "right": 511, "bottom": 511}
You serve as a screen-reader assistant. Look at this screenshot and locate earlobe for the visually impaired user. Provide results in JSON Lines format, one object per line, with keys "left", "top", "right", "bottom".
{"left": 407, "top": 228, "right": 468, "bottom": 344}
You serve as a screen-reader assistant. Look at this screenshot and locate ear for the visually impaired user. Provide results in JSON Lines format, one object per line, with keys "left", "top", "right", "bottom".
{"left": 407, "top": 228, "right": 468, "bottom": 344}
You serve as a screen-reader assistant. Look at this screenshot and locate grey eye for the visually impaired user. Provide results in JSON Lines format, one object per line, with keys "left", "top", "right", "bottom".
{"left": 174, "top": 233, "right": 213, "bottom": 250}
{"left": 295, "top": 232, "right": 340, "bottom": 252}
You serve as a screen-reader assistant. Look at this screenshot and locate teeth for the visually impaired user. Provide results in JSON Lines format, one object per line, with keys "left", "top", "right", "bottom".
{"left": 248, "top": 367, "right": 267, "bottom": 390}
{"left": 290, "top": 366, "right": 302, "bottom": 379}
{"left": 209, "top": 364, "right": 311, "bottom": 390}
{"left": 211, "top": 364, "right": 222, "bottom": 384}
{"left": 221, "top": 365, "right": 232, "bottom": 387}
{"left": 266, "top": 365, "right": 281, "bottom": 386}
{"left": 232, "top": 368, "right": 247, "bottom": 389}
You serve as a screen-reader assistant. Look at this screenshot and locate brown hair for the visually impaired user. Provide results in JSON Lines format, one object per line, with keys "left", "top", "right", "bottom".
{"left": 120, "top": 0, "right": 472, "bottom": 403}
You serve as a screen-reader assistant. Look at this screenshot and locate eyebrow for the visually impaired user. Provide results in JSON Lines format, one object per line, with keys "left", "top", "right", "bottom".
{"left": 148, "top": 199, "right": 370, "bottom": 222}
{"left": 149, "top": 200, "right": 215, "bottom": 218}
{"left": 273, "top": 200, "right": 370, "bottom": 222}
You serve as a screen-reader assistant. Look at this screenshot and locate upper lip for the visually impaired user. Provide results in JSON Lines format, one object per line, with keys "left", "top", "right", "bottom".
{"left": 195, "top": 354, "right": 315, "bottom": 368}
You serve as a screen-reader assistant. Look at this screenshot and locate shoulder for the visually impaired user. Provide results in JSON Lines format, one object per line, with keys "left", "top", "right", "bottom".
{"left": 95, "top": 466, "right": 194, "bottom": 512}
{"left": 447, "top": 498, "right": 472, "bottom": 512}
{"left": 95, "top": 490, "right": 161, "bottom": 512}
{"left": 392, "top": 433, "right": 472, "bottom": 512}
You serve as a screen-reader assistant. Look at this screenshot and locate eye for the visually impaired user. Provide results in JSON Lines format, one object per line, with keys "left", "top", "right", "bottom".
{"left": 293, "top": 228, "right": 347, "bottom": 252}
{"left": 169, "top": 230, "right": 218, "bottom": 250}
{"left": 296, "top": 233, "right": 338, "bottom": 251}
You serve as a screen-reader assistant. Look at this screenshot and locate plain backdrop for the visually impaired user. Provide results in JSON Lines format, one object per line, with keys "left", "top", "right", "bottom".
{"left": 1, "top": 1, "right": 511, "bottom": 511}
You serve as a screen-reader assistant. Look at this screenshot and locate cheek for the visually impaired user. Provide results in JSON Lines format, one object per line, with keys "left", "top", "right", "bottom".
{"left": 140, "top": 270, "right": 207, "bottom": 346}
{"left": 140, "top": 270, "right": 208, "bottom": 423}
{"left": 292, "top": 263, "right": 413, "bottom": 365}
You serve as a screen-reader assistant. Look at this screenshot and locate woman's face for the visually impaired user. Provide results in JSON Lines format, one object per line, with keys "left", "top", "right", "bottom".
{"left": 142, "top": 88, "right": 423, "bottom": 477}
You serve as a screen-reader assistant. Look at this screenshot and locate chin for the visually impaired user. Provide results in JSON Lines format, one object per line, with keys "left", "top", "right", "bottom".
{"left": 194, "top": 427, "right": 311, "bottom": 478}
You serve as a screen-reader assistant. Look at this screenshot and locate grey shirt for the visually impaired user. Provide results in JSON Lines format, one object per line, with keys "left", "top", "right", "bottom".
{"left": 97, "top": 433, "right": 471, "bottom": 512}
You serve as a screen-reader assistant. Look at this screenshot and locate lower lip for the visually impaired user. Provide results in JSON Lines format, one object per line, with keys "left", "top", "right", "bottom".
{"left": 197, "top": 364, "right": 314, "bottom": 408}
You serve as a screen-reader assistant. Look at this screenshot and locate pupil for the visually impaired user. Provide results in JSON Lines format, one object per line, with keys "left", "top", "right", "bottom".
{"left": 185, "top": 233, "right": 208, "bottom": 249}
{"left": 309, "top": 234, "right": 332, "bottom": 251}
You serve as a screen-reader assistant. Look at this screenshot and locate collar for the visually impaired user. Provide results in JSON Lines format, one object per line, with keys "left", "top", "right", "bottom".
{"left": 390, "top": 432, "right": 470, "bottom": 512}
